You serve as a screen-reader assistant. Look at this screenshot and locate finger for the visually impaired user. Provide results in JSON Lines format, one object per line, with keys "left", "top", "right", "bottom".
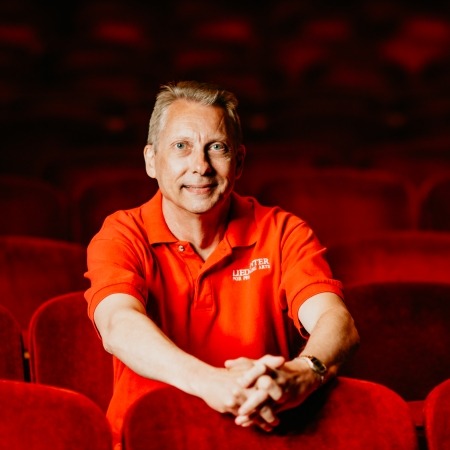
{"left": 256, "top": 375, "right": 284, "bottom": 402}
{"left": 235, "top": 413, "right": 275, "bottom": 432}
{"left": 257, "top": 355, "right": 285, "bottom": 369}
{"left": 259, "top": 405, "right": 280, "bottom": 427}
{"left": 237, "top": 357, "right": 284, "bottom": 387}
{"left": 238, "top": 388, "right": 269, "bottom": 416}
{"left": 257, "top": 421, "right": 275, "bottom": 432}
{"left": 236, "top": 361, "right": 268, "bottom": 387}
{"left": 244, "top": 421, "right": 274, "bottom": 432}
{"left": 224, "top": 357, "right": 253, "bottom": 369}
{"left": 235, "top": 414, "right": 252, "bottom": 426}
{"left": 223, "top": 392, "right": 243, "bottom": 414}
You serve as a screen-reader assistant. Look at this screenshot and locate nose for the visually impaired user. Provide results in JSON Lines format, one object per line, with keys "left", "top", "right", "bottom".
{"left": 191, "top": 148, "right": 213, "bottom": 175}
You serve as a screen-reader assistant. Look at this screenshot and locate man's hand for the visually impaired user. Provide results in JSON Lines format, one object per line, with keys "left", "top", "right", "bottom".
{"left": 224, "top": 355, "right": 285, "bottom": 429}
{"left": 192, "top": 365, "right": 251, "bottom": 416}
{"left": 225, "top": 355, "right": 321, "bottom": 429}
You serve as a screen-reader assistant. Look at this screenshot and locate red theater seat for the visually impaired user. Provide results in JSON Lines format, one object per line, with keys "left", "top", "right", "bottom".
{"left": 424, "top": 379, "right": 450, "bottom": 450}
{"left": 419, "top": 173, "right": 450, "bottom": 231}
{"left": 68, "top": 167, "right": 158, "bottom": 245}
{"left": 0, "top": 380, "right": 112, "bottom": 450}
{"left": 257, "top": 168, "right": 417, "bottom": 246}
{"left": 341, "top": 281, "right": 450, "bottom": 401}
{"left": 29, "top": 291, "right": 113, "bottom": 412}
{"left": 122, "top": 378, "right": 418, "bottom": 450}
{"left": 0, "top": 304, "right": 25, "bottom": 381}
{"left": 378, "top": 15, "right": 450, "bottom": 77}
{"left": 326, "top": 230, "right": 450, "bottom": 287}
{"left": 341, "top": 281, "right": 450, "bottom": 433}
{"left": 0, "top": 235, "right": 89, "bottom": 343}
{"left": 0, "top": 175, "right": 69, "bottom": 240}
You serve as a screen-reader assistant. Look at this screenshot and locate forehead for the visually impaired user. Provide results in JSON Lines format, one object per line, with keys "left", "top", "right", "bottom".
{"left": 162, "top": 99, "right": 228, "bottom": 135}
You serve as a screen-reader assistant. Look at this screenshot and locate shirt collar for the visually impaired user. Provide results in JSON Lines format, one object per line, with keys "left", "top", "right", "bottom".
{"left": 225, "top": 192, "right": 258, "bottom": 248}
{"left": 142, "top": 190, "right": 257, "bottom": 248}
{"left": 142, "top": 190, "right": 177, "bottom": 244}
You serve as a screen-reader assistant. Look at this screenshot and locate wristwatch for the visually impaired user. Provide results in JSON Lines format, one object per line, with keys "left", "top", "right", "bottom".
{"left": 299, "top": 354, "right": 327, "bottom": 384}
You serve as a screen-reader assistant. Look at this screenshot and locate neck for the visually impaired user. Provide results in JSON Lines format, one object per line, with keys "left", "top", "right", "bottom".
{"left": 162, "top": 198, "right": 231, "bottom": 261}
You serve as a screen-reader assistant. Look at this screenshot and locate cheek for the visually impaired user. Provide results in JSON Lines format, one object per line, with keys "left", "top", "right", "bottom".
{"left": 224, "top": 161, "right": 240, "bottom": 179}
{"left": 156, "top": 157, "right": 186, "bottom": 181}
{"left": 213, "top": 156, "right": 235, "bottom": 174}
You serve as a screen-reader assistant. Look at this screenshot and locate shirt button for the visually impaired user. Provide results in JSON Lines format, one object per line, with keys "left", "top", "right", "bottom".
{"left": 178, "top": 245, "right": 185, "bottom": 252}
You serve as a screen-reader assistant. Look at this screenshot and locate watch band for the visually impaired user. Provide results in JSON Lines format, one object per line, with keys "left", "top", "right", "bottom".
{"left": 299, "top": 354, "right": 327, "bottom": 384}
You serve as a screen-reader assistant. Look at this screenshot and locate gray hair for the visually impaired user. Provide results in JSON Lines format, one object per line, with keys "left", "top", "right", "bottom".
{"left": 147, "top": 80, "right": 243, "bottom": 149}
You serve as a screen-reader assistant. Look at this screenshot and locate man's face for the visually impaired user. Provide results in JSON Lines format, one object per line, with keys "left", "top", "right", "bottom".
{"left": 145, "top": 99, "right": 245, "bottom": 216}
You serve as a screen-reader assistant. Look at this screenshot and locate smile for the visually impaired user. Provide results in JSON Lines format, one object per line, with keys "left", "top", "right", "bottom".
{"left": 184, "top": 184, "right": 216, "bottom": 193}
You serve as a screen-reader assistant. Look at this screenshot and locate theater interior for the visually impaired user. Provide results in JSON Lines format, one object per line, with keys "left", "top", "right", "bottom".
{"left": 1, "top": 1, "right": 450, "bottom": 449}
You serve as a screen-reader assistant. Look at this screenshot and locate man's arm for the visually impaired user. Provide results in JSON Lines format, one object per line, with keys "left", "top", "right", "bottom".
{"left": 296, "top": 291, "right": 360, "bottom": 381}
{"left": 94, "top": 292, "right": 275, "bottom": 424}
{"left": 230, "top": 292, "right": 359, "bottom": 424}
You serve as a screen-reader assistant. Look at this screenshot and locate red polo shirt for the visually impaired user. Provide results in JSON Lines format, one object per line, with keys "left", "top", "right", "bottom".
{"left": 85, "top": 190, "right": 343, "bottom": 445}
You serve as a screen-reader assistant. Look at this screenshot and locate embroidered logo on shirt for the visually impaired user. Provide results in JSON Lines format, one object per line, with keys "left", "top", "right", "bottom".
{"left": 232, "top": 258, "right": 271, "bottom": 281}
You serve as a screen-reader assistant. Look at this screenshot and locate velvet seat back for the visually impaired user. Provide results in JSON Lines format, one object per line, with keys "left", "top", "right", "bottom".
{"left": 327, "top": 230, "right": 450, "bottom": 286}
{"left": 341, "top": 281, "right": 450, "bottom": 401}
{"left": 0, "top": 235, "right": 89, "bottom": 342}
{"left": 419, "top": 174, "right": 450, "bottom": 231}
{"left": 67, "top": 167, "right": 158, "bottom": 245}
{"left": 122, "top": 377, "right": 418, "bottom": 450}
{"left": 0, "top": 379, "right": 112, "bottom": 450}
{"left": 0, "top": 304, "right": 25, "bottom": 380}
{"left": 28, "top": 291, "right": 113, "bottom": 412}
{"left": 0, "top": 175, "right": 69, "bottom": 240}
{"left": 424, "top": 379, "right": 450, "bottom": 450}
{"left": 257, "top": 168, "right": 417, "bottom": 246}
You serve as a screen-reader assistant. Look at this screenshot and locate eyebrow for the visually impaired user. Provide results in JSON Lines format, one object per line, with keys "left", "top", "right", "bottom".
{"left": 172, "top": 134, "right": 229, "bottom": 143}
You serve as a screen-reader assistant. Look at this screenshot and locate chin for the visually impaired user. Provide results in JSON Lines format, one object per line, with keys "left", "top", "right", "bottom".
{"left": 187, "top": 201, "right": 218, "bottom": 215}
{"left": 188, "top": 195, "right": 228, "bottom": 215}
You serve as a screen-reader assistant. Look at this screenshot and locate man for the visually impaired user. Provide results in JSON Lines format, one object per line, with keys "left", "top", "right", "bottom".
{"left": 85, "top": 80, "right": 359, "bottom": 448}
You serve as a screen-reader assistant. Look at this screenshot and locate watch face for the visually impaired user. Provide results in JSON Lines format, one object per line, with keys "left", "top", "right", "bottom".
{"left": 301, "top": 355, "right": 327, "bottom": 374}
{"left": 310, "top": 357, "right": 327, "bottom": 374}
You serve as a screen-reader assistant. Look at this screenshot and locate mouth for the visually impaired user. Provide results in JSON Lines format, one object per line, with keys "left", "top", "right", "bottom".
{"left": 183, "top": 183, "right": 217, "bottom": 194}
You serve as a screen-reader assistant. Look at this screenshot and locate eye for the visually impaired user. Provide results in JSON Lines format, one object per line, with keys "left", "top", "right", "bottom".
{"left": 210, "top": 142, "right": 226, "bottom": 151}
{"left": 175, "top": 142, "right": 186, "bottom": 150}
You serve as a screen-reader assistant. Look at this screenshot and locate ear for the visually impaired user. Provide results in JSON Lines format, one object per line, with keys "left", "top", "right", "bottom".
{"left": 144, "top": 145, "right": 156, "bottom": 179}
{"left": 235, "top": 145, "right": 246, "bottom": 179}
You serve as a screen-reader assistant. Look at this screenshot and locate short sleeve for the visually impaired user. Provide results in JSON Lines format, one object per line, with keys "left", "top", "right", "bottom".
{"left": 280, "top": 217, "right": 343, "bottom": 332}
{"left": 84, "top": 211, "right": 149, "bottom": 321}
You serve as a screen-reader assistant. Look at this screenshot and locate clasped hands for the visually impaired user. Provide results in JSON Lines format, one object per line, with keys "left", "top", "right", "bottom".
{"left": 223, "top": 354, "right": 316, "bottom": 432}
